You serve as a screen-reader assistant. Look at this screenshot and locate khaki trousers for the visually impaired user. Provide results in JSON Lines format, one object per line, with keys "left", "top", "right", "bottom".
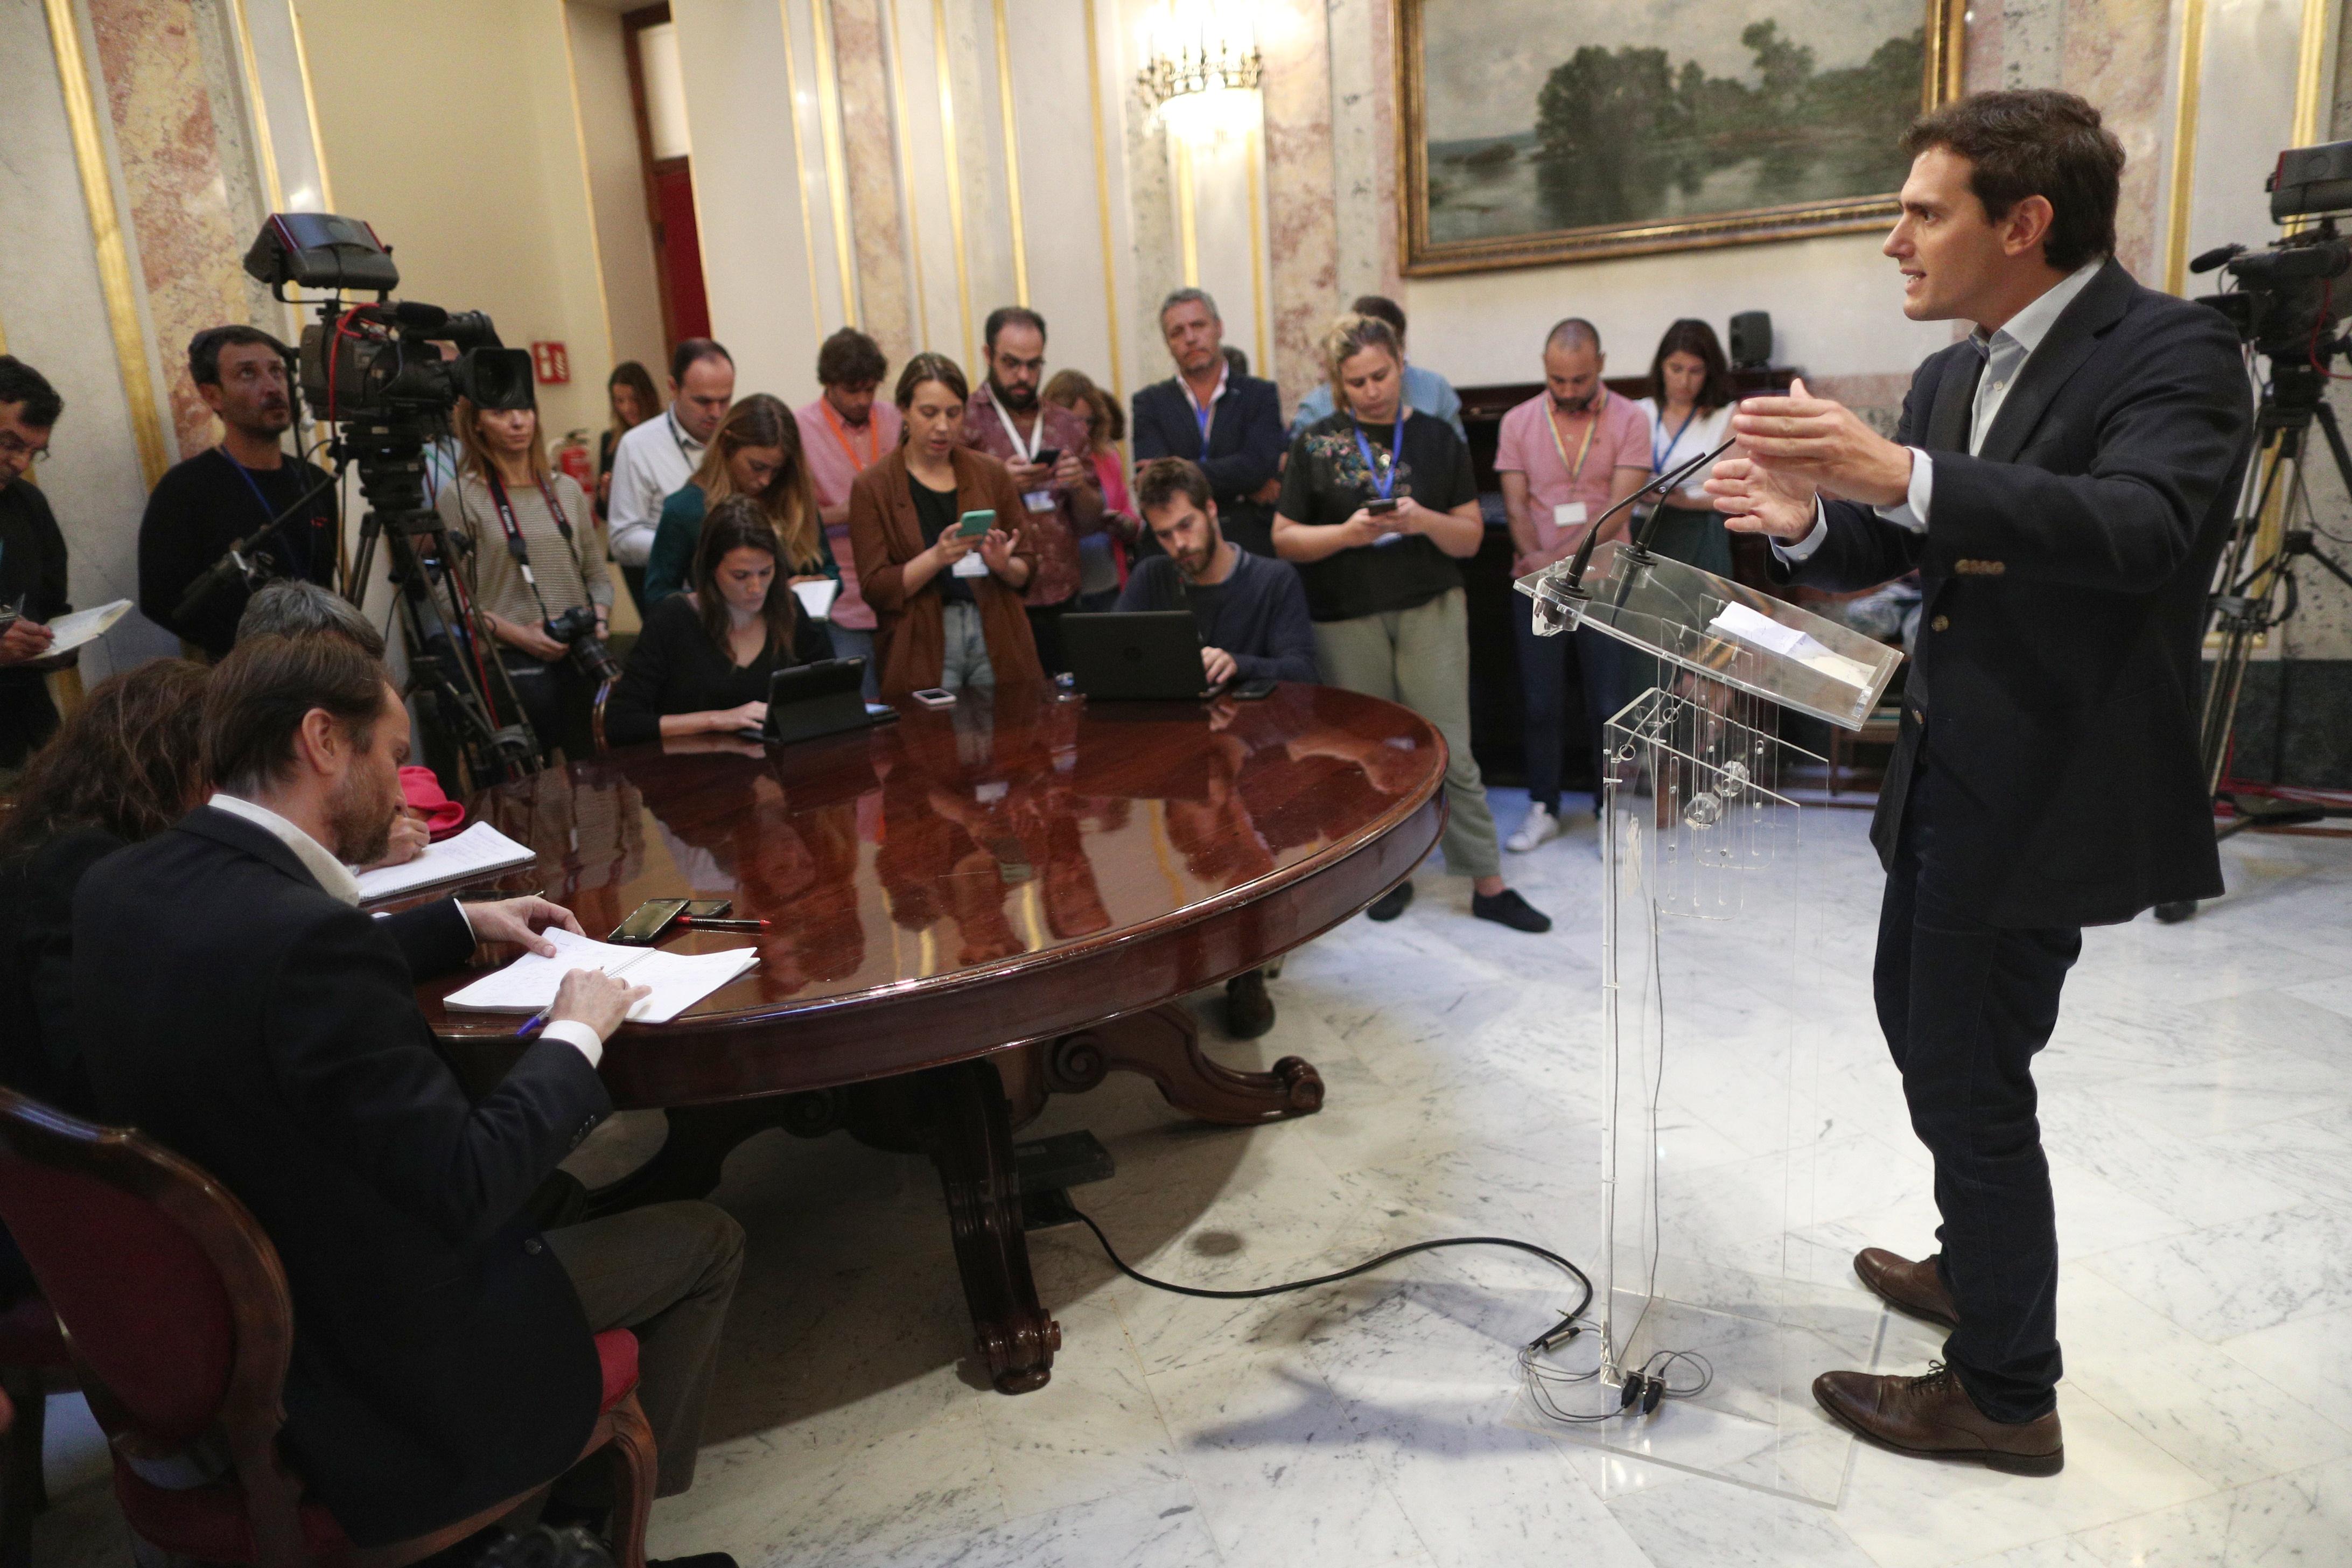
{"left": 1310, "top": 587, "right": 1502, "bottom": 881}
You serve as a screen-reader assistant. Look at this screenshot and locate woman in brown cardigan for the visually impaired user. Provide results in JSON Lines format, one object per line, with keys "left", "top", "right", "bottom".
{"left": 848, "top": 353, "right": 1043, "bottom": 698}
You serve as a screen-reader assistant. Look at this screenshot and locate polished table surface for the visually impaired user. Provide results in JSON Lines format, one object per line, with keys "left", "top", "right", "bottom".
{"left": 407, "top": 681, "right": 1446, "bottom": 1391}
{"left": 420, "top": 682, "right": 1447, "bottom": 1108}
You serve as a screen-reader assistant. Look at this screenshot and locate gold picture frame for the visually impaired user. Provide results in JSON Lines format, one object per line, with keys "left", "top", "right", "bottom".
{"left": 1397, "top": 0, "right": 1966, "bottom": 276}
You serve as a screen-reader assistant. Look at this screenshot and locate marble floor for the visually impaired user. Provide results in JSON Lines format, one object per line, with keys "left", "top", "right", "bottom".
{"left": 34, "top": 792, "right": 2352, "bottom": 1567}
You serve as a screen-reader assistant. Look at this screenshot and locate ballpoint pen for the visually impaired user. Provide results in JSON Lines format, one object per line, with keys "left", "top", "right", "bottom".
{"left": 674, "top": 916, "right": 771, "bottom": 931}
{"left": 514, "top": 1009, "right": 550, "bottom": 1038}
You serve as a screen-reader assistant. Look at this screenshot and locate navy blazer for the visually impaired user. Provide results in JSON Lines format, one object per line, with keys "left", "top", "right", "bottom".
{"left": 1783, "top": 260, "right": 2253, "bottom": 927}
{"left": 1131, "top": 373, "right": 1286, "bottom": 556}
{"left": 75, "top": 807, "right": 613, "bottom": 1546}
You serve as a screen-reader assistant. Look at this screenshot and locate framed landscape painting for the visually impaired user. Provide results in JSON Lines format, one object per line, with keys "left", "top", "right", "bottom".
{"left": 1398, "top": 0, "right": 1964, "bottom": 274}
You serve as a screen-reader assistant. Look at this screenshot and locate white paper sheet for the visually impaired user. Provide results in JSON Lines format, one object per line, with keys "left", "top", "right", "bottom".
{"left": 38, "top": 599, "right": 132, "bottom": 655}
{"left": 1705, "top": 601, "right": 1875, "bottom": 690}
{"left": 445, "top": 925, "right": 759, "bottom": 1024}
{"left": 354, "top": 820, "right": 536, "bottom": 902}
{"left": 792, "top": 578, "right": 840, "bottom": 619}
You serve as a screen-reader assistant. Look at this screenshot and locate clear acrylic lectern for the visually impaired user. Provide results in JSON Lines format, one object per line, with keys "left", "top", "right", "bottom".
{"left": 1512, "top": 541, "right": 1903, "bottom": 1506}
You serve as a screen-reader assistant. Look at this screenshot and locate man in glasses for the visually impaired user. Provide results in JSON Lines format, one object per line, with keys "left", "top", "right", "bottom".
{"left": 0, "top": 355, "right": 69, "bottom": 785}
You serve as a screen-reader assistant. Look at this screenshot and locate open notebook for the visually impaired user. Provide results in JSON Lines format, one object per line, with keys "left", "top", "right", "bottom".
{"left": 355, "top": 821, "right": 537, "bottom": 902}
{"left": 445, "top": 925, "right": 759, "bottom": 1025}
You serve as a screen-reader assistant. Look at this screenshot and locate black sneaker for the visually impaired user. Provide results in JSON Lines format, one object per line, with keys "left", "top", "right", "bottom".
{"left": 1367, "top": 881, "right": 1414, "bottom": 921}
{"left": 1472, "top": 887, "right": 1551, "bottom": 933}
{"left": 1225, "top": 968, "right": 1276, "bottom": 1038}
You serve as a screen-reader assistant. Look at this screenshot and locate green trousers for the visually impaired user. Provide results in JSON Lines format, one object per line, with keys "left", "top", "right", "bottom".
{"left": 1310, "top": 587, "right": 1502, "bottom": 881}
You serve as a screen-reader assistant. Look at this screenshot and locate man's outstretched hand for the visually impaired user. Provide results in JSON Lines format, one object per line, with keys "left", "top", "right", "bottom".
{"left": 1725, "top": 376, "right": 1913, "bottom": 509}
{"left": 1705, "top": 454, "right": 1820, "bottom": 543}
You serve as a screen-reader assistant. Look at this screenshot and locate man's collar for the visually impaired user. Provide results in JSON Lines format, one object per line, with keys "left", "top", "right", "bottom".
{"left": 1974, "top": 257, "right": 2106, "bottom": 358}
{"left": 1180, "top": 363, "right": 1229, "bottom": 409}
{"left": 667, "top": 407, "right": 706, "bottom": 450}
{"left": 207, "top": 792, "right": 362, "bottom": 906}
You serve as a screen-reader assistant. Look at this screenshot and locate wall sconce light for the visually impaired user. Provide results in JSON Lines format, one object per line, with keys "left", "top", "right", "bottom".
{"left": 1136, "top": 1, "right": 1261, "bottom": 140}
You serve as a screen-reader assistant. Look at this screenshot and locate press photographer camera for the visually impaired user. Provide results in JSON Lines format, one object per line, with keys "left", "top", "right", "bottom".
{"left": 241, "top": 212, "right": 548, "bottom": 782}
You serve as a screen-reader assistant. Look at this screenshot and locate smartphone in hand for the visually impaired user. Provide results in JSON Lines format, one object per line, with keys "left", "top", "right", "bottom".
{"left": 957, "top": 508, "right": 997, "bottom": 537}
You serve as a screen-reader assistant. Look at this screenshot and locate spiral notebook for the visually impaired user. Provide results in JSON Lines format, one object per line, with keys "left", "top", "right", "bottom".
{"left": 445, "top": 925, "right": 759, "bottom": 1025}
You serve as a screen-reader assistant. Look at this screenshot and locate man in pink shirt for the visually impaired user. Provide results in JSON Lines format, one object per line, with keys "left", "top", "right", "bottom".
{"left": 797, "top": 328, "right": 903, "bottom": 696}
{"left": 1493, "top": 318, "right": 1651, "bottom": 852}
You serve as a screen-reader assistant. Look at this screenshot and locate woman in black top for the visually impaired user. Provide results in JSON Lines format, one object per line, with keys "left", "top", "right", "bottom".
{"left": 0, "top": 657, "right": 209, "bottom": 1115}
{"left": 605, "top": 496, "right": 835, "bottom": 745}
{"left": 1272, "top": 313, "right": 1548, "bottom": 935}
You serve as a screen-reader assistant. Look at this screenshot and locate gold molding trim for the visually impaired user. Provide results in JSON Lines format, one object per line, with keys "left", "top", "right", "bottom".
{"left": 1394, "top": 0, "right": 1964, "bottom": 276}
{"left": 1081, "top": 0, "right": 1122, "bottom": 402}
{"left": 1174, "top": 135, "right": 1199, "bottom": 288}
{"left": 932, "top": 0, "right": 975, "bottom": 370}
{"left": 2292, "top": 0, "right": 2331, "bottom": 147}
{"left": 810, "top": 0, "right": 859, "bottom": 326}
{"left": 2162, "top": 0, "right": 2209, "bottom": 295}
{"left": 285, "top": 0, "right": 334, "bottom": 209}
{"left": 881, "top": 0, "right": 932, "bottom": 348}
{"left": 779, "top": 0, "right": 831, "bottom": 342}
{"left": 556, "top": 0, "right": 618, "bottom": 370}
{"left": 990, "top": 0, "right": 1030, "bottom": 307}
{"left": 1245, "top": 125, "right": 1268, "bottom": 377}
{"left": 44, "top": 0, "right": 170, "bottom": 488}
{"left": 223, "top": 0, "right": 285, "bottom": 210}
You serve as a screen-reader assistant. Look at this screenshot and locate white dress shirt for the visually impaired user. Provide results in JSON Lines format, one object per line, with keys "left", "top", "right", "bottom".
{"left": 606, "top": 408, "right": 706, "bottom": 568}
{"left": 1777, "top": 257, "right": 2106, "bottom": 562}
{"left": 207, "top": 792, "right": 605, "bottom": 1066}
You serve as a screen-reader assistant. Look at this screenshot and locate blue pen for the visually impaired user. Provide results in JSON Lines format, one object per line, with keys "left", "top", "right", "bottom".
{"left": 515, "top": 1010, "right": 550, "bottom": 1038}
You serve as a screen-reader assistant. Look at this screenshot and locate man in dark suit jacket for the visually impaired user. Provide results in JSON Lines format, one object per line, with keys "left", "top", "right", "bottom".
{"left": 1131, "top": 288, "right": 1286, "bottom": 558}
{"left": 75, "top": 633, "right": 743, "bottom": 1556}
{"left": 1709, "top": 92, "right": 2252, "bottom": 1474}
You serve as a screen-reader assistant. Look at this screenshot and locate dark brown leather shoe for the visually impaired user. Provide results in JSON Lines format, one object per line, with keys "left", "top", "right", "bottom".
{"left": 1856, "top": 1247, "right": 1959, "bottom": 1329}
{"left": 1814, "top": 1363, "right": 2062, "bottom": 1475}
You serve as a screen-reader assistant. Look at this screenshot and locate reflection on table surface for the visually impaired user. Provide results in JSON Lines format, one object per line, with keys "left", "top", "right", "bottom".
{"left": 446, "top": 682, "right": 1441, "bottom": 1019}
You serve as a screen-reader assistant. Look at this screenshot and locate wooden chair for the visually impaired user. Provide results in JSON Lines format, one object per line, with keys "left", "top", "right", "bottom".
{"left": 0, "top": 1089, "right": 656, "bottom": 1568}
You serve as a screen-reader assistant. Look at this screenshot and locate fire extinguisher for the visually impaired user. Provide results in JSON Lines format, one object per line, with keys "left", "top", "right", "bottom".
{"left": 554, "top": 429, "right": 594, "bottom": 490}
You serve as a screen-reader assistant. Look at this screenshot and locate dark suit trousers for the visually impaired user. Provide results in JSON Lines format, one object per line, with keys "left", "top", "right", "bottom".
{"left": 1874, "top": 759, "right": 2080, "bottom": 1423}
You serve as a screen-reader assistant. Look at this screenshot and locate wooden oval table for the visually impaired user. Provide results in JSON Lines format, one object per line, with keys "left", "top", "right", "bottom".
{"left": 417, "top": 682, "right": 1444, "bottom": 1392}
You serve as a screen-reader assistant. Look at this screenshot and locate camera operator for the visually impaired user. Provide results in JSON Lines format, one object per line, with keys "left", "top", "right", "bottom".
{"left": 437, "top": 391, "right": 611, "bottom": 764}
{"left": 139, "top": 326, "right": 339, "bottom": 659}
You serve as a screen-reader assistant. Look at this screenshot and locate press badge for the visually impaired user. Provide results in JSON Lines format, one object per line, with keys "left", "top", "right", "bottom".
{"left": 1023, "top": 489, "right": 1055, "bottom": 513}
{"left": 1554, "top": 502, "right": 1588, "bottom": 529}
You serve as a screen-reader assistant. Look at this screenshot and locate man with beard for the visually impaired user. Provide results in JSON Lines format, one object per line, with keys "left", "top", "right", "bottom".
{"left": 961, "top": 306, "right": 1103, "bottom": 673}
{"left": 140, "top": 326, "right": 341, "bottom": 659}
{"left": 75, "top": 632, "right": 745, "bottom": 1562}
{"left": 1494, "top": 319, "right": 1652, "bottom": 855}
{"left": 1116, "top": 456, "right": 1317, "bottom": 1040}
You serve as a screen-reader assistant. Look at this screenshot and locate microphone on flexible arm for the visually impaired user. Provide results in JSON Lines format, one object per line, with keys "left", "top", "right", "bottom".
{"left": 1548, "top": 435, "right": 1739, "bottom": 598}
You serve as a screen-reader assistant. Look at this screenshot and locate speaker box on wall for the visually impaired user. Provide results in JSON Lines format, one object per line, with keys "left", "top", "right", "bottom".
{"left": 1729, "top": 310, "right": 1773, "bottom": 368}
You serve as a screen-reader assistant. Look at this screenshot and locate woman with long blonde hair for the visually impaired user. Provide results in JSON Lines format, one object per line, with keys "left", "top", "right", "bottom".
{"left": 643, "top": 392, "right": 832, "bottom": 603}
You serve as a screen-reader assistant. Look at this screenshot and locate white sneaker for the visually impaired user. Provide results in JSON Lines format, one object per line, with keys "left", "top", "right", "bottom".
{"left": 1507, "top": 803, "right": 1562, "bottom": 853}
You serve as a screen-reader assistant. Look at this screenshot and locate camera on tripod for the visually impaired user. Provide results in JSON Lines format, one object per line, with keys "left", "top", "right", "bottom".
{"left": 242, "top": 212, "right": 544, "bottom": 784}
{"left": 2192, "top": 142, "right": 2352, "bottom": 396}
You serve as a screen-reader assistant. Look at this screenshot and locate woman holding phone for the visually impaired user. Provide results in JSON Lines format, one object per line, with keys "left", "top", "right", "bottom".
{"left": 1273, "top": 313, "right": 1548, "bottom": 934}
{"left": 847, "top": 353, "right": 1040, "bottom": 699}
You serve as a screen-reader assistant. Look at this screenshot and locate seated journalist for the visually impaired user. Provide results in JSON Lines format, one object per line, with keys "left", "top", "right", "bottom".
{"left": 75, "top": 633, "right": 745, "bottom": 1559}
{"left": 1116, "top": 456, "right": 1318, "bottom": 1038}
{"left": 607, "top": 498, "right": 836, "bottom": 745}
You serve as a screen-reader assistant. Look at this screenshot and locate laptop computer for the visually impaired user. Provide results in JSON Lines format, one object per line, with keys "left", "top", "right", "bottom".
{"left": 744, "top": 657, "right": 889, "bottom": 745}
{"left": 1062, "top": 611, "right": 1215, "bottom": 701}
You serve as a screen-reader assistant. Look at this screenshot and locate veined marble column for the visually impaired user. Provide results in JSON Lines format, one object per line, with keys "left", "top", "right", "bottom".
{"left": 1257, "top": 0, "right": 1338, "bottom": 412}
{"left": 2063, "top": 0, "right": 2180, "bottom": 282}
{"left": 828, "top": 0, "right": 915, "bottom": 363}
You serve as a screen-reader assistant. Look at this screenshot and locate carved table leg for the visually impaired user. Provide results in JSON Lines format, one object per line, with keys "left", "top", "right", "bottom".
{"left": 584, "top": 1094, "right": 839, "bottom": 1217}
{"left": 1046, "top": 1003, "right": 1324, "bottom": 1124}
{"left": 888, "top": 1058, "right": 1061, "bottom": 1393}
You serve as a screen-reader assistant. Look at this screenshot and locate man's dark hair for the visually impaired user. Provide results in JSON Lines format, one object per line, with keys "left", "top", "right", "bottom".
{"left": 1900, "top": 89, "right": 2123, "bottom": 272}
{"left": 188, "top": 325, "right": 291, "bottom": 388}
{"left": 236, "top": 580, "right": 388, "bottom": 660}
{"left": 0, "top": 356, "right": 62, "bottom": 428}
{"left": 201, "top": 632, "right": 391, "bottom": 797}
{"left": 1135, "top": 457, "right": 1213, "bottom": 519}
{"left": 816, "top": 327, "right": 888, "bottom": 388}
{"left": 670, "top": 338, "right": 733, "bottom": 383}
{"left": 1349, "top": 295, "right": 1408, "bottom": 341}
{"left": 1647, "top": 319, "right": 1735, "bottom": 412}
{"left": 984, "top": 306, "right": 1047, "bottom": 353}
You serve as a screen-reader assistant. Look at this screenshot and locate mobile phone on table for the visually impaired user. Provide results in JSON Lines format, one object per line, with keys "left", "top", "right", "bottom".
{"left": 1231, "top": 677, "right": 1278, "bottom": 701}
{"left": 1030, "top": 447, "right": 1062, "bottom": 468}
{"left": 956, "top": 508, "right": 997, "bottom": 538}
{"left": 682, "top": 900, "right": 733, "bottom": 919}
{"left": 1366, "top": 498, "right": 1399, "bottom": 515}
{"left": 608, "top": 898, "right": 688, "bottom": 946}
{"left": 911, "top": 687, "right": 957, "bottom": 709}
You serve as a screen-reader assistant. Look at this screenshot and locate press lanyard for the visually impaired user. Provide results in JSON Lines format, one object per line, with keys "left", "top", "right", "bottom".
{"left": 821, "top": 399, "right": 878, "bottom": 470}
{"left": 217, "top": 446, "right": 322, "bottom": 578}
{"left": 989, "top": 392, "right": 1045, "bottom": 463}
{"left": 1353, "top": 414, "right": 1406, "bottom": 500}
{"left": 484, "top": 470, "right": 584, "bottom": 625}
{"left": 665, "top": 409, "right": 699, "bottom": 469}
{"left": 1545, "top": 388, "right": 1602, "bottom": 491}
{"left": 1651, "top": 404, "right": 1698, "bottom": 475}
